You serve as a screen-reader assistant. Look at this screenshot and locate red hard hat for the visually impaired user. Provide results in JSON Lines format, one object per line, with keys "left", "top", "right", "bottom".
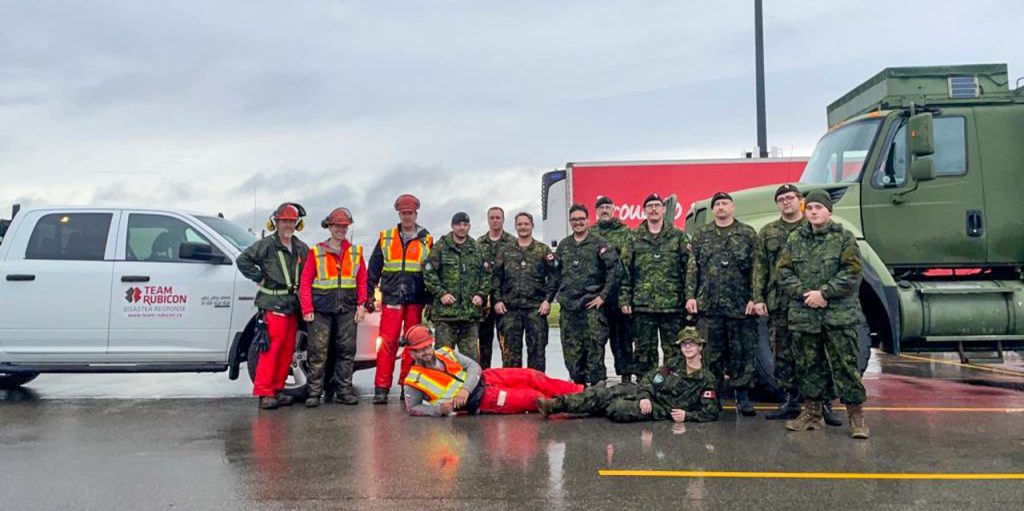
{"left": 394, "top": 194, "right": 420, "bottom": 212}
{"left": 324, "top": 207, "right": 354, "bottom": 227}
{"left": 273, "top": 203, "right": 301, "bottom": 221}
{"left": 403, "top": 325, "right": 434, "bottom": 350}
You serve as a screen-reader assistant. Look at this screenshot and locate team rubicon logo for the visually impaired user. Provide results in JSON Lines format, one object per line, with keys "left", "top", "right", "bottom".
{"left": 123, "top": 286, "right": 188, "bottom": 305}
{"left": 125, "top": 287, "right": 143, "bottom": 303}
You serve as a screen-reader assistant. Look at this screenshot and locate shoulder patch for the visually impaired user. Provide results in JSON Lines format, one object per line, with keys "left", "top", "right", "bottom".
{"left": 702, "top": 390, "right": 716, "bottom": 399}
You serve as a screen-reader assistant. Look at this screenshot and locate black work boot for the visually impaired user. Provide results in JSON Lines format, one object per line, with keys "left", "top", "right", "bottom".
{"left": 258, "top": 396, "right": 279, "bottom": 410}
{"left": 372, "top": 388, "right": 389, "bottom": 405}
{"left": 335, "top": 393, "right": 359, "bottom": 405}
{"left": 274, "top": 392, "right": 295, "bottom": 407}
{"left": 822, "top": 402, "right": 843, "bottom": 427}
{"left": 765, "top": 393, "right": 801, "bottom": 420}
{"left": 735, "top": 389, "right": 756, "bottom": 416}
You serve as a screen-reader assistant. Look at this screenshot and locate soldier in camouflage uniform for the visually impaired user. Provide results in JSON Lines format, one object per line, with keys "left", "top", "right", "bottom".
{"left": 777, "top": 190, "right": 869, "bottom": 439}
{"left": 477, "top": 206, "right": 515, "bottom": 369}
{"left": 753, "top": 184, "right": 842, "bottom": 425}
{"left": 492, "top": 212, "right": 557, "bottom": 370}
{"left": 592, "top": 196, "right": 634, "bottom": 382}
{"left": 553, "top": 204, "right": 621, "bottom": 386}
{"left": 620, "top": 193, "right": 689, "bottom": 379}
{"left": 537, "top": 327, "right": 720, "bottom": 423}
{"left": 423, "top": 212, "right": 489, "bottom": 362}
{"left": 685, "top": 191, "right": 759, "bottom": 416}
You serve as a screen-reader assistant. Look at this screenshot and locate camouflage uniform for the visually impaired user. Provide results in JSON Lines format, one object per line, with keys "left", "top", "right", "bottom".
{"left": 477, "top": 231, "right": 515, "bottom": 369}
{"left": 424, "top": 233, "right": 489, "bottom": 362}
{"left": 776, "top": 221, "right": 867, "bottom": 405}
{"left": 752, "top": 218, "right": 804, "bottom": 394}
{"left": 593, "top": 217, "right": 634, "bottom": 378}
{"left": 551, "top": 360, "right": 720, "bottom": 423}
{"left": 492, "top": 238, "right": 558, "bottom": 370}
{"left": 553, "top": 233, "right": 621, "bottom": 385}
{"left": 685, "top": 221, "right": 758, "bottom": 389}
{"left": 620, "top": 221, "right": 689, "bottom": 375}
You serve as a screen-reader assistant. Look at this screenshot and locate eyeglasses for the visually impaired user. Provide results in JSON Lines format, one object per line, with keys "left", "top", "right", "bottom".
{"left": 776, "top": 195, "right": 799, "bottom": 204}
{"left": 569, "top": 217, "right": 588, "bottom": 223}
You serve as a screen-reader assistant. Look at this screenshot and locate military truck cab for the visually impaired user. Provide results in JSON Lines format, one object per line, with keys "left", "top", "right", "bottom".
{"left": 689, "top": 63, "right": 1024, "bottom": 369}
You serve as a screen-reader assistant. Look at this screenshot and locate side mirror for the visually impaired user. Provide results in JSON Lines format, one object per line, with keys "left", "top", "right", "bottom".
{"left": 910, "top": 158, "right": 935, "bottom": 182}
{"left": 179, "top": 241, "right": 226, "bottom": 263}
{"left": 908, "top": 113, "right": 935, "bottom": 157}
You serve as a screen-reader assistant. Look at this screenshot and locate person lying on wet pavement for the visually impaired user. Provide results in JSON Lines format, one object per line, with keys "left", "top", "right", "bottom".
{"left": 402, "top": 325, "right": 584, "bottom": 416}
{"left": 536, "top": 327, "right": 720, "bottom": 423}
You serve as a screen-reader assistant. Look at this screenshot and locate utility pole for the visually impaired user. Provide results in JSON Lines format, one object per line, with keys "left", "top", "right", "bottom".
{"left": 754, "top": 0, "right": 768, "bottom": 158}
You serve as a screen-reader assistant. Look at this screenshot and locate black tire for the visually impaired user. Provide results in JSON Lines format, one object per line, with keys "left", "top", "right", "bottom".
{"left": 0, "top": 372, "right": 39, "bottom": 389}
{"left": 246, "top": 329, "right": 310, "bottom": 400}
{"left": 856, "top": 321, "right": 872, "bottom": 373}
{"left": 753, "top": 316, "right": 784, "bottom": 402}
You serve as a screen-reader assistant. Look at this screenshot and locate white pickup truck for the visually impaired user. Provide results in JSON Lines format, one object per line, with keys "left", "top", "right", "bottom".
{"left": 0, "top": 206, "right": 380, "bottom": 392}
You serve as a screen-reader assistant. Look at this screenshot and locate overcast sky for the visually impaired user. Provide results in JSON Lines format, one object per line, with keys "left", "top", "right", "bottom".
{"left": 2, "top": 1, "right": 1021, "bottom": 245}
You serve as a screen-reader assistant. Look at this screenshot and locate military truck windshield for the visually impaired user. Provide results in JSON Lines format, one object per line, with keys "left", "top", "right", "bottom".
{"left": 197, "top": 215, "right": 256, "bottom": 251}
{"left": 800, "top": 120, "right": 881, "bottom": 185}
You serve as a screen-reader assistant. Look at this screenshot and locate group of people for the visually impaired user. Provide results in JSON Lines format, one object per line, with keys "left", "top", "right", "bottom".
{"left": 236, "top": 184, "right": 870, "bottom": 439}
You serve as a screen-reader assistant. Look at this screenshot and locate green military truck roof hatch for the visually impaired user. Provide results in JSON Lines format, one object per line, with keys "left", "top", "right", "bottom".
{"left": 827, "top": 63, "right": 1015, "bottom": 127}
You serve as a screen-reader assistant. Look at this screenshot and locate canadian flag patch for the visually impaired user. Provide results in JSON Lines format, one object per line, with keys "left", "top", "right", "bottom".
{"left": 702, "top": 390, "right": 716, "bottom": 399}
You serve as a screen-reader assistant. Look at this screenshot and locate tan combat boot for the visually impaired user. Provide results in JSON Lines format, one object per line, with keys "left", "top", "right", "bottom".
{"left": 536, "top": 397, "right": 562, "bottom": 418}
{"left": 847, "top": 404, "right": 870, "bottom": 439}
{"left": 785, "top": 401, "right": 824, "bottom": 431}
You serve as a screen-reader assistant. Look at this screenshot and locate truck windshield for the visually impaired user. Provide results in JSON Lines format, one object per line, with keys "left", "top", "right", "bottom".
{"left": 800, "top": 119, "right": 881, "bottom": 185}
{"left": 197, "top": 215, "right": 256, "bottom": 251}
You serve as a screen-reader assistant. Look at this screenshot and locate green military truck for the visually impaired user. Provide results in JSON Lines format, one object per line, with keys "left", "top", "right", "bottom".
{"left": 686, "top": 63, "right": 1024, "bottom": 389}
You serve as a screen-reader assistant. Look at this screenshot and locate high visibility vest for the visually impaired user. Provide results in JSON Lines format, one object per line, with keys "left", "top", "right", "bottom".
{"left": 404, "top": 347, "right": 468, "bottom": 404}
{"left": 311, "top": 243, "right": 361, "bottom": 290}
{"left": 379, "top": 228, "right": 432, "bottom": 273}
{"left": 258, "top": 249, "right": 302, "bottom": 296}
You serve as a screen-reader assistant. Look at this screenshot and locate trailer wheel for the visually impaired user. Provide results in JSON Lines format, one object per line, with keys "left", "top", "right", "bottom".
{"left": 0, "top": 372, "right": 39, "bottom": 389}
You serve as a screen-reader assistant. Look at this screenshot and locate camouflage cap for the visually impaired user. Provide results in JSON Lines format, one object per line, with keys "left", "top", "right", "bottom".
{"left": 675, "top": 326, "right": 706, "bottom": 346}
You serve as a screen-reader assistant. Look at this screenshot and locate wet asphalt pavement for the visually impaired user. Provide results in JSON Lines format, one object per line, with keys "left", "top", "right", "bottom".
{"left": 2, "top": 334, "right": 1023, "bottom": 510}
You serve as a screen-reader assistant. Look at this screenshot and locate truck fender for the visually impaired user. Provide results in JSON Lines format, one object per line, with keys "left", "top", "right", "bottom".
{"left": 228, "top": 313, "right": 260, "bottom": 380}
{"left": 856, "top": 240, "right": 902, "bottom": 354}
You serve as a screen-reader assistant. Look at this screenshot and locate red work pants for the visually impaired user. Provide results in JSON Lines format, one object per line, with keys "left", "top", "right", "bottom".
{"left": 374, "top": 303, "right": 424, "bottom": 389}
{"left": 479, "top": 368, "right": 583, "bottom": 414}
{"left": 253, "top": 311, "right": 299, "bottom": 397}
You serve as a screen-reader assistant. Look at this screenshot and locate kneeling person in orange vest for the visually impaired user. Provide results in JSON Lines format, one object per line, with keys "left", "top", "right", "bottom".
{"left": 402, "top": 325, "right": 583, "bottom": 416}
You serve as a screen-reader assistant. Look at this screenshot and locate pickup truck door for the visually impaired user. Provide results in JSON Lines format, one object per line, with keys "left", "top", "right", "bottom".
{"left": 107, "top": 211, "right": 236, "bottom": 361}
{"left": 0, "top": 210, "right": 118, "bottom": 355}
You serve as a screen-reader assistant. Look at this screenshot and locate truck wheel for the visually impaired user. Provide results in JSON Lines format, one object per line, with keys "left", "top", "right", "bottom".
{"left": 246, "top": 330, "right": 310, "bottom": 400}
{"left": 0, "top": 372, "right": 39, "bottom": 389}
{"left": 753, "top": 317, "right": 784, "bottom": 402}
{"left": 856, "top": 322, "right": 871, "bottom": 373}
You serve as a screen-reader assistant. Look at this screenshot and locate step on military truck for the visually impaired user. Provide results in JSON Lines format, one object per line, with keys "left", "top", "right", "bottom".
{"left": 686, "top": 63, "right": 1024, "bottom": 391}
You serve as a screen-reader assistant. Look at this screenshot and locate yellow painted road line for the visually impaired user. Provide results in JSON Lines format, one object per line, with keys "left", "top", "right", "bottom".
{"left": 599, "top": 470, "right": 1024, "bottom": 480}
{"left": 721, "top": 405, "right": 1024, "bottom": 413}
{"left": 897, "top": 353, "right": 1024, "bottom": 378}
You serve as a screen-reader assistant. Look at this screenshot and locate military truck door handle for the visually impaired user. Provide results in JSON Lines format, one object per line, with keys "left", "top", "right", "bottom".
{"left": 121, "top": 275, "right": 151, "bottom": 282}
{"left": 966, "top": 210, "right": 984, "bottom": 237}
{"left": 6, "top": 274, "right": 35, "bottom": 281}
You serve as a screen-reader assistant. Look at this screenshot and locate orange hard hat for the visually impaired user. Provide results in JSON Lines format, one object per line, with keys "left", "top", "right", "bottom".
{"left": 394, "top": 194, "right": 420, "bottom": 212}
{"left": 273, "top": 203, "right": 302, "bottom": 221}
{"left": 322, "top": 207, "right": 354, "bottom": 228}
{"left": 402, "top": 325, "right": 434, "bottom": 350}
